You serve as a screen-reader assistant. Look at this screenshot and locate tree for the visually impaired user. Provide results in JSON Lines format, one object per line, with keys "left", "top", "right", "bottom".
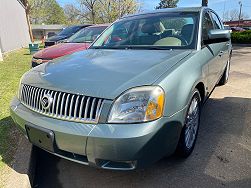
{"left": 21, "top": 0, "right": 34, "bottom": 41}
{"left": 97, "top": 0, "right": 139, "bottom": 23}
{"left": 66, "top": 0, "right": 140, "bottom": 24}
{"left": 64, "top": 4, "right": 82, "bottom": 24}
{"left": 229, "top": 9, "right": 239, "bottom": 21}
{"left": 28, "top": 0, "right": 67, "bottom": 24}
{"left": 223, "top": 9, "right": 250, "bottom": 21}
{"left": 78, "top": 0, "right": 99, "bottom": 24}
{"left": 156, "top": 0, "right": 179, "bottom": 9}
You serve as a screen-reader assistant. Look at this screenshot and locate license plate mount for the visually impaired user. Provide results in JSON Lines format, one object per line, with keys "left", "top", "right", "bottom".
{"left": 25, "top": 124, "right": 55, "bottom": 152}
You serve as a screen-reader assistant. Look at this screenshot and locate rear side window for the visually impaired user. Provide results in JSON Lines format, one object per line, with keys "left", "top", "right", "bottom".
{"left": 211, "top": 12, "right": 223, "bottom": 29}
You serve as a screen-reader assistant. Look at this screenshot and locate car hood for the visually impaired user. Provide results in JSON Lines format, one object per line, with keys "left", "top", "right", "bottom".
{"left": 33, "top": 43, "right": 90, "bottom": 59}
{"left": 46, "top": 35, "right": 67, "bottom": 42}
{"left": 23, "top": 49, "right": 192, "bottom": 99}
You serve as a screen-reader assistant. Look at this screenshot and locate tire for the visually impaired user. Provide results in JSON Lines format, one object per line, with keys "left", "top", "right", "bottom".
{"left": 218, "top": 58, "right": 230, "bottom": 86}
{"left": 176, "top": 89, "right": 201, "bottom": 158}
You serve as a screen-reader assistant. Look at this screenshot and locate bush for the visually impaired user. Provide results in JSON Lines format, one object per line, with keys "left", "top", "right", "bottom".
{"left": 231, "top": 30, "right": 251, "bottom": 44}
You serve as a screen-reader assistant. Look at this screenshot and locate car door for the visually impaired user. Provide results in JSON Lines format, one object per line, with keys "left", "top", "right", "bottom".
{"left": 201, "top": 11, "right": 220, "bottom": 92}
{"left": 210, "top": 11, "right": 230, "bottom": 78}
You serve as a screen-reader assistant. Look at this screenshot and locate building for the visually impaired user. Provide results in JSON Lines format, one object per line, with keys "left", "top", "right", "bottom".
{"left": 32, "top": 25, "right": 65, "bottom": 40}
{"left": 224, "top": 19, "right": 251, "bottom": 28}
{"left": 0, "top": 0, "right": 31, "bottom": 61}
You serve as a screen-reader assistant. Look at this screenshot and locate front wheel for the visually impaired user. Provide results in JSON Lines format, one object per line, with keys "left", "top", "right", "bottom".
{"left": 176, "top": 89, "right": 201, "bottom": 157}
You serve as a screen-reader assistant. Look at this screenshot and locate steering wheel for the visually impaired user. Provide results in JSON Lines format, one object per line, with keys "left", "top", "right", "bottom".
{"left": 167, "top": 35, "right": 188, "bottom": 46}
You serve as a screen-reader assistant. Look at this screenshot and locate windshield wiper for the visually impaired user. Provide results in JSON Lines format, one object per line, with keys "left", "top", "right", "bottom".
{"left": 90, "top": 46, "right": 125, "bottom": 49}
{"left": 90, "top": 46, "right": 172, "bottom": 50}
{"left": 127, "top": 46, "right": 171, "bottom": 50}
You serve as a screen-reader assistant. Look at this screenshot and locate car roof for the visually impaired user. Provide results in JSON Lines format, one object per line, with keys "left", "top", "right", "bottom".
{"left": 66, "top": 25, "right": 92, "bottom": 28}
{"left": 87, "top": 24, "right": 110, "bottom": 28}
{"left": 122, "top": 7, "right": 209, "bottom": 19}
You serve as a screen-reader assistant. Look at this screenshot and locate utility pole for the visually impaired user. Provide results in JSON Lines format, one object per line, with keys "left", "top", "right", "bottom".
{"left": 238, "top": 1, "right": 242, "bottom": 26}
{"left": 202, "top": 0, "right": 208, "bottom": 6}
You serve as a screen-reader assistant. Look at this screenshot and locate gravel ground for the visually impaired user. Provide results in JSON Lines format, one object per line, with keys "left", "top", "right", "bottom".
{"left": 33, "top": 47, "right": 251, "bottom": 188}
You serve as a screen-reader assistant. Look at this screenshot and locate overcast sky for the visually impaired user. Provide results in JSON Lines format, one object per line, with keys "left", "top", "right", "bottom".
{"left": 57, "top": 0, "right": 251, "bottom": 19}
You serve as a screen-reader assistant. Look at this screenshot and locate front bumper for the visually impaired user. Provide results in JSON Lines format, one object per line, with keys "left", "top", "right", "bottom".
{"left": 10, "top": 97, "right": 184, "bottom": 170}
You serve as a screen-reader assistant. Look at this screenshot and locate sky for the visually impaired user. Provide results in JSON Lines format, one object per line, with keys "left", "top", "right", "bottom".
{"left": 57, "top": 0, "right": 251, "bottom": 19}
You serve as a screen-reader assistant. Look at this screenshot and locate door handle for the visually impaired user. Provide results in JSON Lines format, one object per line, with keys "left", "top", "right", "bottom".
{"left": 218, "top": 51, "right": 224, "bottom": 57}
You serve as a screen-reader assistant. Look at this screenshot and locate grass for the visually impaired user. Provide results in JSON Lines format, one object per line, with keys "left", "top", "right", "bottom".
{"left": 0, "top": 48, "right": 31, "bottom": 173}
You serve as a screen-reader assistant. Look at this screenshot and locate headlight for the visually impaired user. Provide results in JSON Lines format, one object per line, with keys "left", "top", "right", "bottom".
{"left": 108, "top": 86, "right": 165, "bottom": 123}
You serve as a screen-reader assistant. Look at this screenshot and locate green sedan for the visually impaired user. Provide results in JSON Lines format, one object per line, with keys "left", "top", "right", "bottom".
{"left": 10, "top": 7, "right": 232, "bottom": 170}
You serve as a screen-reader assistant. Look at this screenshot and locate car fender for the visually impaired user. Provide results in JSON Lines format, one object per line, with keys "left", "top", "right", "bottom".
{"left": 156, "top": 52, "right": 207, "bottom": 120}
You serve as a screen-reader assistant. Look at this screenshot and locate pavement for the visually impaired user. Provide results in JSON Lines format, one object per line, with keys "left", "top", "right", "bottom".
{"left": 3, "top": 136, "right": 33, "bottom": 188}
{"left": 29, "top": 47, "right": 251, "bottom": 187}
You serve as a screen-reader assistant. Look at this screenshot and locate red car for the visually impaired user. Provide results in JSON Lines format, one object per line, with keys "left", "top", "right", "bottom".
{"left": 32, "top": 24, "right": 109, "bottom": 67}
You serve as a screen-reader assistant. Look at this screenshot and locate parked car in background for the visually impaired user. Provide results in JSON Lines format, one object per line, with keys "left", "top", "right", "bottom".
{"left": 231, "top": 27, "right": 245, "bottom": 32}
{"left": 11, "top": 7, "right": 231, "bottom": 170}
{"left": 44, "top": 25, "right": 92, "bottom": 48}
{"left": 32, "top": 24, "right": 109, "bottom": 67}
{"left": 242, "top": 27, "right": 251, "bottom": 30}
{"left": 224, "top": 25, "right": 232, "bottom": 33}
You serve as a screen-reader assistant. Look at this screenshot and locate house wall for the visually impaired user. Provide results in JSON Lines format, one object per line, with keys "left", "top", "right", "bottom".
{"left": 32, "top": 29, "right": 62, "bottom": 40}
{"left": 0, "top": 0, "right": 31, "bottom": 53}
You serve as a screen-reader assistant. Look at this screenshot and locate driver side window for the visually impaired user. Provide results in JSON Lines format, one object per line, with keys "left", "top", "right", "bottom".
{"left": 202, "top": 12, "right": 214, "bottom": 42}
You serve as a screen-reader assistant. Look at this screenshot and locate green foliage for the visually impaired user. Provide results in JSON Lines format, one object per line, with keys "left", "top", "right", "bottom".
{"left": 231, "top": 31, "right": 251, "bottom": 44}
{"left": 29, "top": 0, "right": 67, "bottom": 24}
{"left": 156, "top": 0, "right": 179, "bottom": 9}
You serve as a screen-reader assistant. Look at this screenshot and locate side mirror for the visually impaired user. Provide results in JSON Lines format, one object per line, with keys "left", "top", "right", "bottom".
{"left": 205, "top": 29, "right": 230, "bottom": 44}
{"left": 208, "top": 29, "right": 230, "bottom": 40}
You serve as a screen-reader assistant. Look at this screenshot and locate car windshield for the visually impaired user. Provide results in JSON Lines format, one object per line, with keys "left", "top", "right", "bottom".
{"left": 58, "top": 26, "right": 82, "bottom": 36}
{"left": 91, "top": 12, "right": 199, "bottom": 50}
{"left": 67, "top": 26, "right": 106, "bottom": 43}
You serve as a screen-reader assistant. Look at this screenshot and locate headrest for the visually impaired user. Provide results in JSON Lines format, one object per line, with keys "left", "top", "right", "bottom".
{"left": 141, "top": 22, "right": 165, "bottom": 34}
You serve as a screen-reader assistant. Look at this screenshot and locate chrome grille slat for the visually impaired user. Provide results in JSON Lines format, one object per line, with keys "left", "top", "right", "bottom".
{"left": 95, "top": 99, "right": 102, "bottom": 120}
{"left": 60, "top": 93, "right": 66, "bottom": 118}
{"left": 23, "top": 85, "right": 27, "bottom": 104}
{"left": 49, "top": 91, "right": 54, "bottom": 115}
{"left": 79, "top": 96, "right": 85, "bottom": 119}
{"left": 31, "top": 87, "right": 35, "bottom": 108}
{"left": 33, "top": 88, "right": 38, "bottom": 110}
{"left": 36, "top": 88, "right": 41, "bottom": 110}
{"left": 55, "top": 92, "right": 62, "bottom": 117}
{"left": 64, "top": 94, "right": 71, "bottom": 118}
{"left": 69, "top": 95, "right": 75, "bottom": 119}
{"left": 19, "top": 84, "right": 103, "bottom": 123}
{"left": 52, "top": 91, "right": 58, "bottom": 116}
{"left": 84, "top": 97, "right": 90, "bottom": 120}
{"left": 90, "top": 98, "right": 96, "bottom": 120}
{"left": 74, "top": 96, "right": 80, "bottom": 120}
{"left": 27, "top": 86, "right": 31, "bottom": 107}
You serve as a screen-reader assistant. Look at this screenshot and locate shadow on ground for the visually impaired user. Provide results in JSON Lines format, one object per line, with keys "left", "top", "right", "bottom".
{"left": 33, "top": 97, "right": 251, "bottom": 188}
{"left": 0, "top": 116, "right": 21, "bottom": 168}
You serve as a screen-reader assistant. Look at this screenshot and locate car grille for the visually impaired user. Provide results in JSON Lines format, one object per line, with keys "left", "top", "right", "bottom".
{"left": 19, "top": 84, "right": 104, "bottom": 124}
